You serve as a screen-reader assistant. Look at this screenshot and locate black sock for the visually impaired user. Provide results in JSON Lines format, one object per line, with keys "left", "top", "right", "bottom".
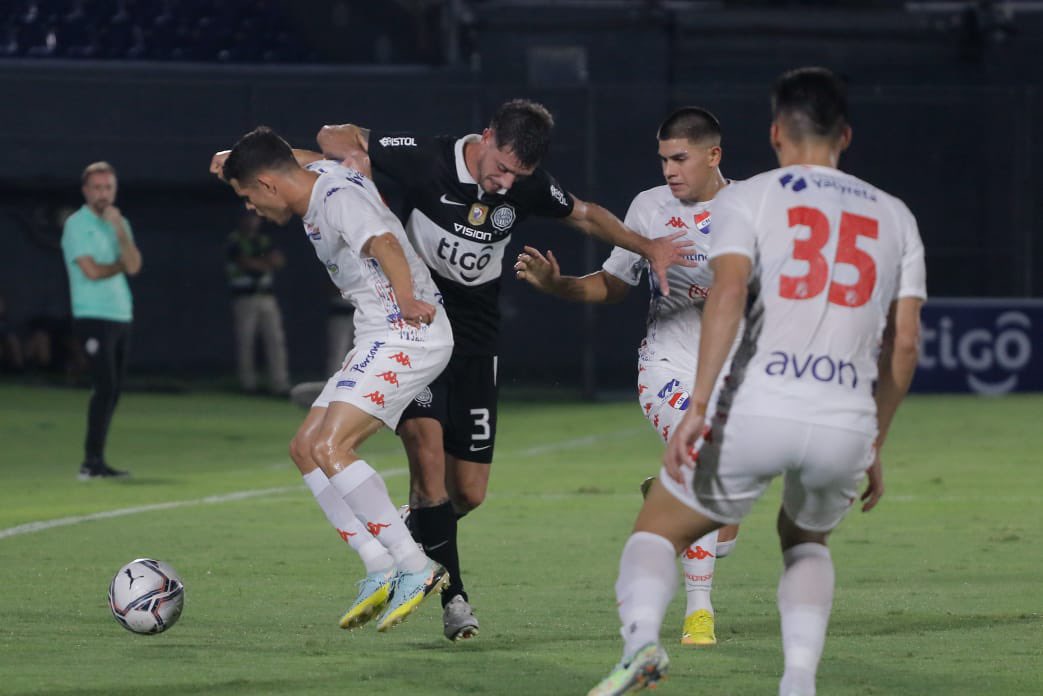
{"left": 412, "top": 501, "right": 465, "bottom": 607}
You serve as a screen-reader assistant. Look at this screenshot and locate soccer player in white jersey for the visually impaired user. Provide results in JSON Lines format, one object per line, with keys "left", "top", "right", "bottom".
{"left": 514, "top": 107, "right": 740, "bottom": 647}
{"left": 218, "top": 127, "right": 455, "bottom": 633}
{"left": 588, "top": 68, "right": 926, "bottom": 696}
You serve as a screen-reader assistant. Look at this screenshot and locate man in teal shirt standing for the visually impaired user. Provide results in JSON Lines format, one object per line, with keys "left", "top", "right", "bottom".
{"left": 61, "top": 161, "right": 143, "bottom": 479}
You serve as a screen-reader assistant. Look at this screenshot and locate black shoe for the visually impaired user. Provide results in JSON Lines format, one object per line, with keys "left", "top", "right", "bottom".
{"left": 97, "top": 463, "right": 130, "bottom": 478}
{"left": 77, "top": 462, "right": 130, "bottom": 480}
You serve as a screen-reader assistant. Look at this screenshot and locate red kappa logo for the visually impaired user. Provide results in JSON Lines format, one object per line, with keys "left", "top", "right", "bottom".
{"left": 661, "top": 425, "right": 671, "bottom": 440}
{"left": 364, "top": 391, "right": 386, "bottom": 407}
{"left": 377, "top": 371, "right": 400, "bottom": 387}
{"left": 389, "top": 352, "right": 412, "bottom": 367}
{"left": 637, "top": 384, "right": 647, "bottom": 395}
{"left": 666, "top": 216, "right": 689, "bottom": 229}
{"left": 684, "top": 545, "right": 715, "bottom": 560}
{"left": 337, "top": 528, "right": 357, "bottom": 542}
{"left": 366, "top": 521, "right": 391, "bottom": 536}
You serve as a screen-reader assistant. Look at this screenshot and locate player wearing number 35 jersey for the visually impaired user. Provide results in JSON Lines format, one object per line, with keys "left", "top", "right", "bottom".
{"left": 591, "top": 68, "right": 926, "bottom": 696}
{"left": 710, "top": 161, "right": 924, "bottom": 441}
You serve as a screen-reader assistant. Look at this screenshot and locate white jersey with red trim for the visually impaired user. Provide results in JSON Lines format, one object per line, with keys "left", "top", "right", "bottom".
{"left": 602, "top": 185, "right": 715, "bottom": 377}
{"left": 710, "top": 164, "right": 927, "bottom": 435}
{"left": 302, "top": 160, "right": 449, "bottom": 346}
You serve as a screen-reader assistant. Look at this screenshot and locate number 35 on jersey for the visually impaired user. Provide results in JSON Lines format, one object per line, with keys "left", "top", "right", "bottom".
{"left": 780, "top": 206, "right": 878, "bottom": 308}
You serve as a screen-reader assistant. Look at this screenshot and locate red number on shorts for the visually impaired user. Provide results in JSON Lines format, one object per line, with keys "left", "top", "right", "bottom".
{"left": 779, "top": 207, "right": 879, "bottom": 308}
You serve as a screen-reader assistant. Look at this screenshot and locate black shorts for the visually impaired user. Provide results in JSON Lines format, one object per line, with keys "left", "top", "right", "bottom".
{"left": 400, "top": 354, "right": 498, "bottom": 464}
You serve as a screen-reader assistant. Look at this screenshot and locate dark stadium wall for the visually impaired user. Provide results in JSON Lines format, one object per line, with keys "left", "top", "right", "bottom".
{"left": 0, "top": 58, "right": 1040, "bottom": 390}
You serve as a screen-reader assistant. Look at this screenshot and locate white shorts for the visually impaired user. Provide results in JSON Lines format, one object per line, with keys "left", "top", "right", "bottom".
{"left": 637, "top": 361, "right": 695, "bottom": 443}
{"left": 312, "top": 313, "right": 452, "bottom": 430}
{"left": 660, "top": 412, "right": 874, "bottom": 533}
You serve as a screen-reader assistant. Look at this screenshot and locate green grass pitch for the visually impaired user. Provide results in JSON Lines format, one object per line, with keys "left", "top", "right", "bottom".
{"left": 0, "top": 383, "right": 1040, "bottom": 695}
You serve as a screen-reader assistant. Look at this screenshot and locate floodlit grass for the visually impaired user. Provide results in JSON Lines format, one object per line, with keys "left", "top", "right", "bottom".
{"left": 0, "top": 384, "right": 1040, "bottom": 694}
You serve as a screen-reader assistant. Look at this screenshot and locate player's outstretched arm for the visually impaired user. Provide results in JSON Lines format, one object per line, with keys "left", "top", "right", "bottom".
{"left": 564, "top": 195, "right": 695, "bottom": 297}
{"left": 363, "top": 232, "right": 436, "bottom": 327}
{"left": 514, "top": 245, "right": 629, "bottom": 304}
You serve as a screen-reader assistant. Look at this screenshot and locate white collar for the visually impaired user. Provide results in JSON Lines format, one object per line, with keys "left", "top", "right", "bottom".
{"left": 454, "top": 134, "right": 508, "bottom": 196}
{"left": 454, "top": 134, "right": 481, "bottom": 184}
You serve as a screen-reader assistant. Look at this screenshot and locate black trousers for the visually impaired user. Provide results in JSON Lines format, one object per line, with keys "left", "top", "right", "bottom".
{"left": 74, "top": 318, "right": 131, "bottom": 462}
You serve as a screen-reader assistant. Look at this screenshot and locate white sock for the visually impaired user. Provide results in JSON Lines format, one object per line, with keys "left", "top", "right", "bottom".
{"left": 328, "top": 460, "right": 427, "bottom": 573}
{"left": 302, "top": 469, "right": 393, "bottom": 574}
{"left": 616, "top": 531, "right": 678, "bottom": 659}
{"left": 716, "top": 537, "right": 738, "bottom": 558}
{"left": 777, "top": 543, "right": 834, "bottom": 696}
{"left": 681, "top": 529, "right": 718, "bottom": 615}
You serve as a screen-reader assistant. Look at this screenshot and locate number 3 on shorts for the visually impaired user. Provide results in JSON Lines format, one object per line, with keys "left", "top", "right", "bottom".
{"left": 469, "top": 408, "right": 491, "bottom": 442}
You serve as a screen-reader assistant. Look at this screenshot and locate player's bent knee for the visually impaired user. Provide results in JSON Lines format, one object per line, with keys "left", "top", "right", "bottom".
{"left": 310, "top": 436, "right": 351, "bottom": 474}
{"left": 451, "top": 487, "right": 485, "bottom": 513}
{"left": 288, "top": 434, "right": 312, "bottom": 472}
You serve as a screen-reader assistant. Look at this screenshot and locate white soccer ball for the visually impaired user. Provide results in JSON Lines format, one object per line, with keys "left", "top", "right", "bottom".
{"left": 108, "top": 558, "right": 185, "bottom": 634}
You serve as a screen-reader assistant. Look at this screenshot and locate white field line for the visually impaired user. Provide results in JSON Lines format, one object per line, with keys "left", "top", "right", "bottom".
{"left": 0, "top": 427, "right": 650, "bottom": 541}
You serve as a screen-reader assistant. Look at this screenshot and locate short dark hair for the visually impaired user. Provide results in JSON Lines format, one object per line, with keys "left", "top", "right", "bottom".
{"left": 657, "top": 107, "right": 721, "bottom": 145}
{"left": 488, "top": 99, "right": 554, "bottom": 168}
{"left": 81, "top": 161, "right": 116, "bottom": 184}
{"left": 223, "top": 126, "right": 298, "bottom": 184}
{"left": 772, "top": 67, "right": 849, "bottom": 142}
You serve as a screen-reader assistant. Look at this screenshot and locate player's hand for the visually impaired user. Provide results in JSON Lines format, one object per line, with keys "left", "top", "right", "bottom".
{"left": 647, "top": 232, "right": 697, "bottom": 297}
{"left": 316, "top": 125, "right": 359, "bottom": 159}
{"left": 398, "top": 297, "right": 437, "bottom": 327}
{"left": 663, "top": 409, "right": 705, "bottom": 484}
{"left": 210, "top": 150, "right": 230, "bottom": 180}
{"left": 514, "top": 246, "right": 561, "bottom": 293}
{"left": 340, "top": 149, "right": 372, "bottom": 178}
{"left": 100, "top": 205, "right": 123, "bottom": 226}
{"left": 860, "top": 448, "right": 884, "bottom": 512}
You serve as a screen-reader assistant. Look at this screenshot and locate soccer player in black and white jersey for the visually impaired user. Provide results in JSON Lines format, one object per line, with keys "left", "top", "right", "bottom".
{"left": 588, "top": 68, "right": 925, "bottom": 695}
{"left": 317, "top": 100, "right": 694, "bottom": 640}
{"left": 515, "top": 107, "right": 741, "bottom": 648}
